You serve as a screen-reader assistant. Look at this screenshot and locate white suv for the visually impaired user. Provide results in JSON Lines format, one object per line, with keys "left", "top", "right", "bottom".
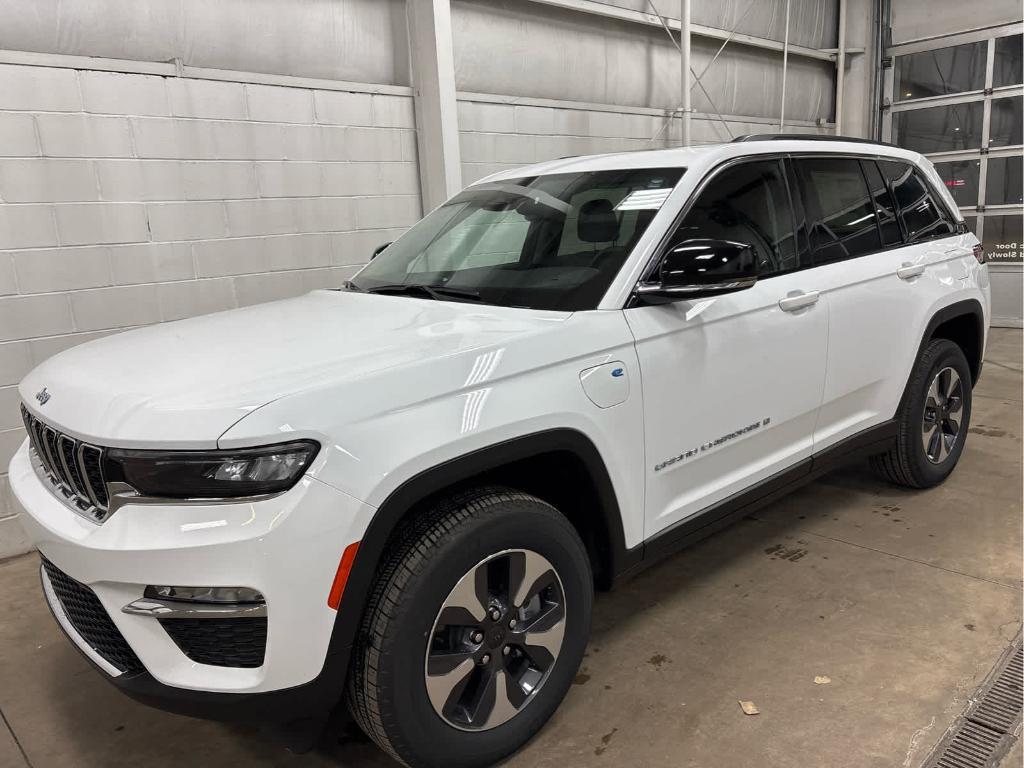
{"left": 10, "top": 136, "right": 989, "bottom": 768}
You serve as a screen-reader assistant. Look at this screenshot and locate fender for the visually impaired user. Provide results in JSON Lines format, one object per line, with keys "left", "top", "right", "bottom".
{"left": 321, "top": 427, "right": 634, "bottom": 685}
{"left": 897, "top": 298, "right": 986, "bottom": 416}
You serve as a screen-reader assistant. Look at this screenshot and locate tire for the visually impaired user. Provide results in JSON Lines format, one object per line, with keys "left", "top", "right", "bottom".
{"left": 870, "top": 338, "right": 973, "bottom": 488}
{"left": 347, "top": 487, "right": 593, "bottom": 768}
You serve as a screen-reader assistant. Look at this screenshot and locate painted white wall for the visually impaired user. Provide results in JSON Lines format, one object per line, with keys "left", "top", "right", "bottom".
{"left": 989, "top": 265, "right": 1024, "bottom": 329}
{"left": 0, "top": 65, "right": 421, "bottom": 557}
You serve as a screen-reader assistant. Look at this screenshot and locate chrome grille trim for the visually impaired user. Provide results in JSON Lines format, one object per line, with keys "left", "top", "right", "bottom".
{"left": 43, "top": 426, "right": 69, "bottom": 487}
{"left": 79, "top": 444, "right": 108, "bottom": 509}
{"left": 58, "top": 435, "right": 88, "bottom": 499}
{"left": 20, "top": 404, "right": 110, "bottom": 524}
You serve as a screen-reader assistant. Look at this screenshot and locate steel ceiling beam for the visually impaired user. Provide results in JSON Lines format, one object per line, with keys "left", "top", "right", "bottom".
{"left": 523, "top": 0, "right": 838, "bottom": 62}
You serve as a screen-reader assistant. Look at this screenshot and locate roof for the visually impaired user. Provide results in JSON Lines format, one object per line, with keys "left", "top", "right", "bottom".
{"left": 472, "top": 137, "right": 924, "bottom": 186}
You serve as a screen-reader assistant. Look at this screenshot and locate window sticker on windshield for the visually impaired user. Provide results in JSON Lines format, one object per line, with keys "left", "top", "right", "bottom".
{"left": 615, "top": 188, "right": 673, "bottom": 211}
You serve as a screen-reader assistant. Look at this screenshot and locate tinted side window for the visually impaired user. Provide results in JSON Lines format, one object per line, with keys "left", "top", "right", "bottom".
{"left": 672, "top": 160, "right": 800, "bottom": 277}
{"left": 793, "top": 157, "right": 881, "bottom": 263}
{"left": 879, "top": 160, "right": 957, "bottom": 243}
{"left": 862, "top": 160, "right": 903, "bottom": 246}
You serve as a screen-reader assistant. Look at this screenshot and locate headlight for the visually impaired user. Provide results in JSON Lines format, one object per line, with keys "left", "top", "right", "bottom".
{"left": 105, "top": 440, "right": 319, "bottom": 499}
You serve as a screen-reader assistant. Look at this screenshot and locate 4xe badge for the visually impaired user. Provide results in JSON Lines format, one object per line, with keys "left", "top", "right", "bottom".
{"left": 35, "top": 388, "right": 50, "bottom": 405}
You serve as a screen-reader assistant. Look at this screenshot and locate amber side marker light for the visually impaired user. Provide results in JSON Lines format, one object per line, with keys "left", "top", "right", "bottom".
{"left": 328, "top": 541, "right": 361, "bottom": 610}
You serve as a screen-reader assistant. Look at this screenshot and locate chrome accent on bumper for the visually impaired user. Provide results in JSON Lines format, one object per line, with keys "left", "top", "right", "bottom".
{"left": 122, "top": 598, "right": 268, "bottom": 619}
{"left": 105, "top": 481, "right": 279, "bottom": 517}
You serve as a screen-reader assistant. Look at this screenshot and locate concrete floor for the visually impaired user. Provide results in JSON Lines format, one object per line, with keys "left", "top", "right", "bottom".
{"left": 0, "top": 329, "right": 1020, "bottom": 768}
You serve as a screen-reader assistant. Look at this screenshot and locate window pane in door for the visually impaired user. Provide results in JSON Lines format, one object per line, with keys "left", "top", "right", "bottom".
{"left": 985, "top": 156, "right": 1024, "bottom": 205}
{"left": 989, "top": 96, "right": 1023, "bottom": 148}
{"left": 880, "top": 160, "right": 957, "bottom": 242}
{"left": 862, "top": 160, "right": 903, "bottom": 245}
{"left": 894, "top": 41, "right": 987, "bottom": 100}
{"left": 932, "top": 159, "right": 981, "bottom": 207}
{"left": 981, "top": 214, "right": 1023, "bottom": 263}
{"left": 893, "top": 101, "right": 984, "bottom": 153}
{"left": 794, "top": 157, "right": 881, "bottom": 263}
{"left": 993, "top": 35, "right": 1023, "bottom": 88}
{"left": 672, "top": 160, "right": 799, "bottom": 277}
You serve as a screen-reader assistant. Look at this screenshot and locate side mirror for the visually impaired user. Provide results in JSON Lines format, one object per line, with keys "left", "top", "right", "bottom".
{"left": 371, "top": 242, "right": 392, "bottom": 260}
{"left": 636, "top": 238, "right": 758, "bottom": 303}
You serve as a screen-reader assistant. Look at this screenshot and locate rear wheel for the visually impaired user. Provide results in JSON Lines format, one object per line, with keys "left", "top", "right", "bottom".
{"left": 347, "top": 487, "right": 592, "bottom": 768}
{"left": 870, "top": 338, "right": 972, "bottom": 488}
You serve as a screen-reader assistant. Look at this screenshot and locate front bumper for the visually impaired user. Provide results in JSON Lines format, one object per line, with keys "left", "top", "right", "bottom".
{"left": 9, "top": 440, "right": 375, "bottom": 714}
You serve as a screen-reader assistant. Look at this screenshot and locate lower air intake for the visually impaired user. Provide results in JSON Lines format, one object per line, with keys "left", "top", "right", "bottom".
{"left": 41, "top": 557, "right": 144, "bottom": 675}
{"left": 159, "top": 617, "right": 267, "bottom": 668}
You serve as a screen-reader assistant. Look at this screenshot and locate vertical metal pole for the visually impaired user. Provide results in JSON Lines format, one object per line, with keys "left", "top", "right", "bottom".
{"left": 977, "top": 37, "right": 997, "bottom": 236}
{"left": 681, "top": 0, "right": 691, "bottom": 145}
{"left": 880, "top": 63, "right": 894, "bottom": 142}
{"left": 407, "top": 0, "right": 462, "bottom": 212}
{"left": 869, "top": 0, "right": 882, "bottom": 139}
{"left": 835, "top": 0, "right": 847, "bottom": 135}
{"left": 779, "top": 0, "right": 791, "bottom": 131}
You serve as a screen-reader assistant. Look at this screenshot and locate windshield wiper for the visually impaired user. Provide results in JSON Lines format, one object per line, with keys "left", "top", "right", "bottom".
{"left": 360, "top": 283, "right": 485, "bottom": 303}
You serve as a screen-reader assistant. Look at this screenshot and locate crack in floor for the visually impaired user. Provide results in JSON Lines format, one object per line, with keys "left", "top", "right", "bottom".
{"left": 982, "top": 358, "right": 1024, "bottom": 373}
{"left": 795, "top": 530, "right": 1019, "bottom": 590}
{"left": 0, "top": 704, "right": 32, "bottom": 768}
{"left": 902, "top": 715, "right": 936, "bottom": 768}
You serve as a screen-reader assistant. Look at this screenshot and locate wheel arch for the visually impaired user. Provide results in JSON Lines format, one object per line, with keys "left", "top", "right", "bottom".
{"left": 324, "top": 428, "right": 631, "bottom": 683}
{"left": 898, "top": 298, "right": 986, "bottom": 415}
{"left": 923, "top": 298, "right": 986, "bottom": 384}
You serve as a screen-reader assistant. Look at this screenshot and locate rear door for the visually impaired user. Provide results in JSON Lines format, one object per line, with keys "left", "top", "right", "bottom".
{"left": 793, "top": 155, "right": 965, "bottom": 450}
{"left": 626, "top": 158, "right": 828, "bottom": 540}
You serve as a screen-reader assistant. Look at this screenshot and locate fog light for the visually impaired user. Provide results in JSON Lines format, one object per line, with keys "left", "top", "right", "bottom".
{"left": 144, "top": 585, "right": 264, "bottom": 604}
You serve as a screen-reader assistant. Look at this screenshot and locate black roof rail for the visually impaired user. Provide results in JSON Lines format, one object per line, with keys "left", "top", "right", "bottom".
{"left": 731, "top": 134, "right": 898, "bottom": 148}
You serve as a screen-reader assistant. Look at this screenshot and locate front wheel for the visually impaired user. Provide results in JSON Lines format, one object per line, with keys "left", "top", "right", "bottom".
{"left": 870, "top": 338, "right": 973, "bottom": 488}
{"left": 347, "top": 488, "right": 592, "bottom": 768}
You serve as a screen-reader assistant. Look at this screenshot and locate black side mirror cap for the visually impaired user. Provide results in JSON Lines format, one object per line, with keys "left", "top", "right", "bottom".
{"left": 635, "top": 238, "right": 758, "bottom": 304}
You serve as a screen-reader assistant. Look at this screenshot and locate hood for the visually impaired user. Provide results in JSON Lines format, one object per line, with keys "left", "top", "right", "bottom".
{"left": 18, "top": 290, "right": 569, "bottom": 447}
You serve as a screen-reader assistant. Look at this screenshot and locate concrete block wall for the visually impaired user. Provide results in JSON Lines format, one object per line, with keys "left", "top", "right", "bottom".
{"left": 0, "top": 63, "right": 421, "bottom": 558}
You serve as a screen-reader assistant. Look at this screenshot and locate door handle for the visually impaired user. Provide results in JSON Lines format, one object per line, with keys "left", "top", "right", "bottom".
{"left": 897, "top": 262, "right": 926, "bottom": 280}
{"left": 778, "top": 290, "right": 820, "bottom": 313}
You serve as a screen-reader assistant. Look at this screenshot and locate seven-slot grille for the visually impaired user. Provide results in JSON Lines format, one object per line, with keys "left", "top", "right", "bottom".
{"left": 21, "top": 404, "right": 110, "bottom": 522}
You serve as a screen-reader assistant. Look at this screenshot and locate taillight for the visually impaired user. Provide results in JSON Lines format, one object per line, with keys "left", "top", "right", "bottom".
{"left": 973, "top": 243, "right": 986, "bottom": 264}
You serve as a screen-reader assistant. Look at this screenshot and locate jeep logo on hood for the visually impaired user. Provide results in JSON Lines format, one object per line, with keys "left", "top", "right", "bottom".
{"left": 35, "top": 388, "right": 50, "bottom": 405}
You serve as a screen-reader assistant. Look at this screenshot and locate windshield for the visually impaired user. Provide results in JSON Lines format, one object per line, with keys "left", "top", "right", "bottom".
{"left": 347, "top": 167, "right": 684, "bottom": 311}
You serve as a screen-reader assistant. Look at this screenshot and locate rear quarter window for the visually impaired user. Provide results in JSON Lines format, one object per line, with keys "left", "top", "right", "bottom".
{"left": 879, "top": 160, "right": 957, "bottom": 243}
{"left": 861, "top": 160, "right": 903, "bottom": 246}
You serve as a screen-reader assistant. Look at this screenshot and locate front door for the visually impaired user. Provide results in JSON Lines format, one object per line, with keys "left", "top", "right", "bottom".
{"left": 625, "top": 158, "right": 829, "bottom": 540}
